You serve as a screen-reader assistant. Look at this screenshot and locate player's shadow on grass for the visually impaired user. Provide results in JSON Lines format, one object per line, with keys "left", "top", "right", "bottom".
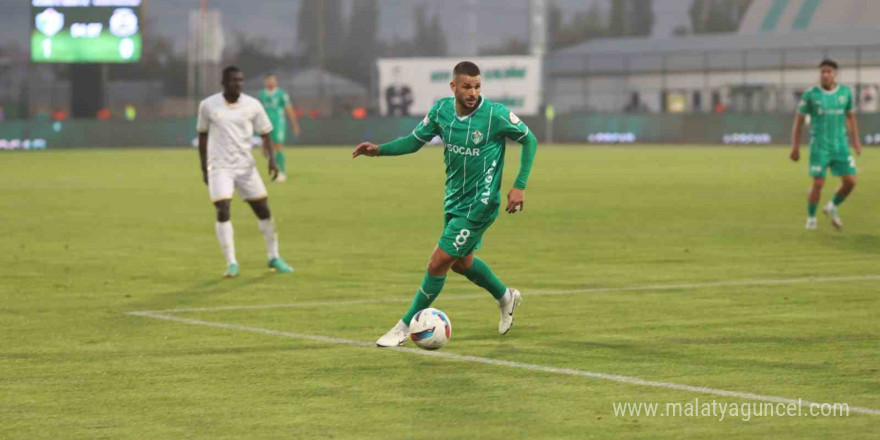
{"left": 824, "top": 233, "right": 880, "bottom": 254}
{"left": 130, "top": 272, "right": 277, "bottom": 312}
{"left": 136, "top": 343, "right": 329, "bottom": 359}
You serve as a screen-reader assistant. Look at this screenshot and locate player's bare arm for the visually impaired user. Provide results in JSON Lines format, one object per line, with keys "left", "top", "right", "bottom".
{"left": 846, "top": 112, "right": 862, "bottom": 156}
{"left": 790, "top": 113, "right": 805, "bottom": 162}
{"left": 261, "top": 134, "right": 279, "bottom": 179}
{"left": 352, "top": 142, "right": 380, "bottom": 158}
{"left": 285, "top": 104, "right": 301, "bottom": 138}
{"left": 507, "top": 128, "right": 538, "bottom": 215}
{"left": 198, "top": 132, "right": 209, "bottom": 183}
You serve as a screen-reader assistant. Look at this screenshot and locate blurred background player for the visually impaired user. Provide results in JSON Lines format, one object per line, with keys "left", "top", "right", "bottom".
{"left": 259, "top": 74, "right": 302, "bottom": 183}
{"left": 198, "top": 66, "right": 295, "bottom": 277}
{"left": 790, "top": 59, "right": 862, "bottom": 230}
{"left": 353, "top": 61, "right": 538, "bottom": 347}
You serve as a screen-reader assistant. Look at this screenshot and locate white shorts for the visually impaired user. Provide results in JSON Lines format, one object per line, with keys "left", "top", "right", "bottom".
{"left": 208, "top": 167, "right": 268, "bottom": 202}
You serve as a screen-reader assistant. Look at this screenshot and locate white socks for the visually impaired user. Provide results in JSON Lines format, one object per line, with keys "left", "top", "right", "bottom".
{"left": 257, "top": 218, "right": 280, "bottom": 260}
{"left": 216, "top": 218, "right": 279, "bottom": 265}
{"left": 499, "top": 289, "right": 512, "bottom": 306}
{"left": 215, "top": 221, "right": 237, "bottom": 265}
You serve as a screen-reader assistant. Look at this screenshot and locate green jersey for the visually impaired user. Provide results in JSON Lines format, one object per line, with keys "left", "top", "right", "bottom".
{"left": 412, "top": 96, "right": 531, "bottom": 223}
{"left": 258, "top": 88, "right": 291, "bottom": 128}
{"left": 797, "top": 85, "right": 854, "bottom": 156}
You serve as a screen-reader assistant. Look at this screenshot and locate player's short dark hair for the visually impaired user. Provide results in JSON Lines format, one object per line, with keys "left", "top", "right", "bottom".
{"left": 819, "top": 59, "right": 838, "bottom": 70}
{"left": 453, "top": 61, "right": 481, "bottom": 78}
{"left": 222, "top": 65, "right": 242, "bottom": 80}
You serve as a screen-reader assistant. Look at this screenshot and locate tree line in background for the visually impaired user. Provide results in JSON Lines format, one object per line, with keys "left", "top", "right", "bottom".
{"left": 102, "top": 0, "right": 752, "bottom": 95}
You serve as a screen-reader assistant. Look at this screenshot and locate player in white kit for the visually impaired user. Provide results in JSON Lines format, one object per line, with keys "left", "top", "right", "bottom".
{"left": 197, "top": 66, "right": 294, "bottom": 277}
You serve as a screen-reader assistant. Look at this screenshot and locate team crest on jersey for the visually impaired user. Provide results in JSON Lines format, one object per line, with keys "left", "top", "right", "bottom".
{"left": 509, "top": 111, "right": 520, "bottom": 124}
{"left": 471, "top": 130, "right": 483, "bottom": 144}
{"left": 839, "top": 96, "right": 846, "bottom": 104}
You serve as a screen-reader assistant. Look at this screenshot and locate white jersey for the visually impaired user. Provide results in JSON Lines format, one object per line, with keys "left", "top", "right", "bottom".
{"left": 197, "top": 92, "right": 273, "bottom": 169}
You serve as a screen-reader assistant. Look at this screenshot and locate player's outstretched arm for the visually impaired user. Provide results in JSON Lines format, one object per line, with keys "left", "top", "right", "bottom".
{"left": 198, "top": 132, "right": 209, "bottom": 184}
{"left": 352, "top": 133, "right": 426, "bottom": 159}
{"left": 507, "top": 131, "right": 538, "bottom": 214}
{"left": 790, "top": 113, "right": 806, "bottom": 162}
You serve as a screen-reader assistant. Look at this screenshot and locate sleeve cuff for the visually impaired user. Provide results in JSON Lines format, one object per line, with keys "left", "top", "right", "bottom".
{"left": 412, "top": 131, "right": 429, "bottom": 143}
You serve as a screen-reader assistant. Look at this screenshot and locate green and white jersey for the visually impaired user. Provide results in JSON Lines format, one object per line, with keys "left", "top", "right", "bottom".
{"left": 798, "top": 85, "right": 854, "bottom": 156}
{"left": 258, "top": 88, "right": 291, "bottom": 129}
{"left": 413, "top": 96, "right": 530, "bottom": 223}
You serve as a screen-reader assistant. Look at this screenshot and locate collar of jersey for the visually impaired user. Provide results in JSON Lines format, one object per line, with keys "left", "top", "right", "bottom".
{"left": 454, "top": 96, "right": 484, "bottom": 121}
{"left": 819, "top": 85, "right": 839, "bottom": 95}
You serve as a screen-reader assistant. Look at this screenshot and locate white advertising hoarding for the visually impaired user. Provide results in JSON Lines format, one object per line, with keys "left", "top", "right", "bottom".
{"left": 378, "top": 56, "right": 542, "bottom": 116}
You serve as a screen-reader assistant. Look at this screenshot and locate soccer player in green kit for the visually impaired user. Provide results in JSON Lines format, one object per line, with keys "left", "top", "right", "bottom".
{"left": 352, "top": 61, "right": 538, "bottom": 347}
{"left": 259, "top": 74, "right": 302, "bottom": 183}
{"left": 790, "top": 59, "right": 862, "bottom": 230}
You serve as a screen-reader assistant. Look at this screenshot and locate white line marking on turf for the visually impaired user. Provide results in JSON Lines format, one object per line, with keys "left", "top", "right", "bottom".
{"left": 142, "top": 274, "right": 880, "bottom": 314}
{"left": 126, "top": 310, "right": 880, "bottom": 416}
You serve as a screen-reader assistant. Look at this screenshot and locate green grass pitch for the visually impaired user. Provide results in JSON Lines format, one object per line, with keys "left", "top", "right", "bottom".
{"left": 1, "top": 145, "right": 878, "bottom": 439}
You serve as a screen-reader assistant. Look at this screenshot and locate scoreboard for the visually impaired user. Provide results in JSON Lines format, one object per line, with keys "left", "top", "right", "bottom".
{"left": 31, "top": 0, "right": 142, "bottom": 63}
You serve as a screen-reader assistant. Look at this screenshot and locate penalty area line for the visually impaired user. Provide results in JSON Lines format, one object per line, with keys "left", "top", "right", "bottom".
{"left": 126, "top": 310, "right": 880, "bottom": 416}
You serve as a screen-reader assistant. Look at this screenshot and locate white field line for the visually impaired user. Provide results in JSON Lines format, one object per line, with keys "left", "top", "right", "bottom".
{"left": 126, "top": 310, "right": 880, "bottom": 416}
{"left": 141, "top": 274, "right": 880, "bottom": 314}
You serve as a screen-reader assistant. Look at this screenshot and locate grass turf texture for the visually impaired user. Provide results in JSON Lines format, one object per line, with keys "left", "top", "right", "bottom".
{"left": 1, "top": 145, "right": 878, "bottom": 439}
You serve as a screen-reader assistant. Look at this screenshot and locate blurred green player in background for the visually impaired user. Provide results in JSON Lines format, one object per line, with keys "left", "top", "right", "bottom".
{"left": 790, "top": 59, "right": 862, "bottom": 231}
{"left": 259, "top": 74, "right": 302, "bottom": 183}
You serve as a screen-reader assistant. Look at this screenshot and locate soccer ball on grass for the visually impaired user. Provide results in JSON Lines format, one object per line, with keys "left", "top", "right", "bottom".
{"left": 408, "top": 308, "right": 452, "bottom": 350}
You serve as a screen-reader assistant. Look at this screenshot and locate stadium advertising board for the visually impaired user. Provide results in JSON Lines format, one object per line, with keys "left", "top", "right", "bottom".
{"left": 377, "top": 56, "right": 542, "bottom": 116}
{"left": 31, "top": 0, "right": 142, "bottom": 63}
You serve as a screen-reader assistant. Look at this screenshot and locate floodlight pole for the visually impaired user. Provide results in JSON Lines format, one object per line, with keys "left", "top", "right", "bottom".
{"left": 317, "top": 0, "right": 325, "bottom": 99}
{"left": 467, "top": 0, "right": 477, "bottom": 56}
{"left": 529, "top": 0, "right": 546, "bottom": 58}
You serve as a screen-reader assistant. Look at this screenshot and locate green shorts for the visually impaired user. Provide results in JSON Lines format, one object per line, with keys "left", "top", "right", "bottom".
{"left": 809, "top": 153, "right": 856, "bottom": 179}
{"left": 437, "top": 214, "right": 495, "bottom": 259}
{"left": 269, "top": 126, "right": 287, "bottom": 146}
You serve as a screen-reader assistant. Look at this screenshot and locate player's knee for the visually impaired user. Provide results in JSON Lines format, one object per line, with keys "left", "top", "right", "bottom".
{"left": 249, "top": 200, "right": 271, "bottom": 220}
{"left": 811, "top": 178, "right": 825, "bottom": 189}
{"left": 844, "top": 177, "right": 857, "bottom": 189}
{"left": 426, "top": 261, "right": 444, "bottom": 276}
{"left": 451, "top": 261, "right": 470, "bottom": 274}
{"left": 427, "top": 260, "right": 452, "bottom": 277}
{"left": 214, "top": 201, "right": 231, "bottom": 222}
